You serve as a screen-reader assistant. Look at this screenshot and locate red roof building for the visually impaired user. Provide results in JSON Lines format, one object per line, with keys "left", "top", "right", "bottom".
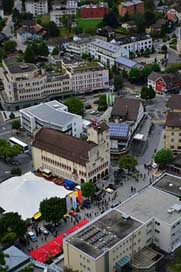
{"left": 81, "top": 3, "right": 108, "bottom": 18}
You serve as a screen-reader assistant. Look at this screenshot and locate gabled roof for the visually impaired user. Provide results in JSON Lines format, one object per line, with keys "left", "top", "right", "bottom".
{"left": 32, "top": 128, "right": 96, "bottom": 166}
{"left": 166, "top": 112, "right": 181, "bottom": 127}
{"left": 111, "top": 96, "right": 141, "bottom": 121}
{"left": 148, "top": 71, "right": 161, "bottom": 81}
{"left": 167, "top": 94, "right": 181, "bottom": 110}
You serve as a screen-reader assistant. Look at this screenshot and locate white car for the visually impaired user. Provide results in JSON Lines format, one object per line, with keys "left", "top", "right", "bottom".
{"left": 105, "top": 187, "right": 114, "bottom": 194}
{"left": 152, "top": 162, "right": 158, "bottom": 169}
{"left": 27, "top": 231, "right": 37, "bottom": 242}
{"left": 40, "top": 226, "right": 49, "bottom": 235}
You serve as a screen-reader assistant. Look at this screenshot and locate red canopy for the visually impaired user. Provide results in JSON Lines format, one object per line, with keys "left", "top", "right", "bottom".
{"left": 30, "top": 219, "right": 89, "bottom": 263}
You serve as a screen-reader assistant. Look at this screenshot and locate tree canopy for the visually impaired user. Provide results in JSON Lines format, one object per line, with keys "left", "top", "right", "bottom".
{"left": 40, "top": 197, "right": 67, "bottom": 223}
{"left": 103, "top": 12, "right": 119, "bottom": 28}
{"left": 0, "top": 139, "right": 22, "bottom": 160}
{"left": 81, "top": 182, "right": 96, "bottom": 199}
{"left": 154, "top": 149, "right": 173, "bottom": 169}
{"left": 4, "top": 40, "right": 17, "bottom": 54}
{"left": 2, "top": 0, "right": 14, "bottom": 15}
{"left": 0, "top": 212, "right": 26, "bottom": 246}
{"left": 141, "top": 86, "right": 155, "bottom": 101}
{"left": 47, "top": 21, "right": 59, "bottom": 37}
{"left": 24, "top": 41, "right": 49, "bottom": 62}
{"left": 64, "top": 97, "right": 84, "bottom": 116}
{"left": 98, "top": 95, "right": 107, "bottom": 111}
{"left": 114, "top": 74, "right": 123, "bottom": 91}
{"left": 11, "top": 120, "right": 21, "bottom": 130}
{"left": 119, "top": 154, "right": 137, "bottom": 172}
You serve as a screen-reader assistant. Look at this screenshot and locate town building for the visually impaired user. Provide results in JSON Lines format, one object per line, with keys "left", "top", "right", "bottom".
{"left": 65, "top": 36, "right": 95, "bottom": 55}
{"left": 89, "top": 35, "right": 152, "bottom": 67}
{"left": 119, "top": 0, "right": 144, "bottom": 17}
{"left": 116, "top": 56, "right": 143, "bottom": 71}
{"left": 1, "top": 57, "right": 109, "bottom": 110}
{"left": 167, "top": 94, "right": 181, "bottom": 112}
{"left": 25, "top": 0, "right": 48, "bottom": 16}
{"left": 148, "top": 71, "right": 181, "bottom": 94}
{"left": 17, "top": 22, "right": 47, "bottom": 44}
{"left": 64, "top": 173, "right": 181, "bottom": 272}
{"left": 166, "top": 154, "right": 181, "bottom": 176}
{"left": 81, "top": 3, "right": 108, "bottom": 19}
{"left": 89, "top": 39, "right": 129, "bottom": 68}
{"left": 3, "top": 246, "right": 31, "bottom": 271}
{"left": 20, "top": 100, "right": 83, "bottom": 137}
{"left": 110, "top": 97, "right": 144, "bottom": 153}
{"left": 68, "top": 62, "right": 109, "bottom": 94}
{"left": 166, "top": 9, "right": 178, "bottom": 22}
{"left": 32, "top": 123, "right": 110, "bottom": 183}
{"left": 165, "top": 111, "right": 181, "bottom": 153}
{"left": 111, "top": 34, "right": 152, "bottom": 55}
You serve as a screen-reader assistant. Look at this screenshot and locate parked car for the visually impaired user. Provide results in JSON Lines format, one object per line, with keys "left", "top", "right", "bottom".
{"left": 27, "top": 231, "right": 37, "bottom": 242}
{"left": 105, "top": 187, "right": 114, "bottom": 194}
{"left": 83, "top": 200, "right": 91, "bottom": 209}
{"left": 152, "top": 162, "right": 158, "bottom": 169}
{"left": 40, "top": 226, "right": 49, "bottom": 235}
{"left": 111, "top": 201, "right": 121, "bottom": 208}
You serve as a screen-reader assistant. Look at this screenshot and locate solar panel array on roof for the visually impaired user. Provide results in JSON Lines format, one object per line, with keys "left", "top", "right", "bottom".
{"left": 109, "top": 123, "right": 129, "bottom": 138}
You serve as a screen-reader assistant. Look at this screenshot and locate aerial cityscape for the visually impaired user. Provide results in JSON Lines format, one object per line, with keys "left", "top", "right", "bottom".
{"left": 0, "top": 0, "right": 181, "bottom": 271}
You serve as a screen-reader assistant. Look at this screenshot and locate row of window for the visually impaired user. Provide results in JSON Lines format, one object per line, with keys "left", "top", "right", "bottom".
{"left": 88, "top": 161, "right": 108, "bottom": 177}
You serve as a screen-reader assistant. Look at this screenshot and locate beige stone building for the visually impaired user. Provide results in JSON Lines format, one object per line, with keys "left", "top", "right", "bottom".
{"left": 32, "top": 123, "right": 110, "bottom": 183}
{"left": 165, "top": 112, "right": 181, "bottom": 153}
{"left": 165, "top": 95, "right": 181, "bottom": 153}
{"left": 1, "top": 58, "right": 109, "bottom": 111}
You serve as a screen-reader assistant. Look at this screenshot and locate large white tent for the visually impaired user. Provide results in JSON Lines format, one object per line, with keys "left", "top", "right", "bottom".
{"left": 0, "top": 172, "right": 72, "bottom": 219}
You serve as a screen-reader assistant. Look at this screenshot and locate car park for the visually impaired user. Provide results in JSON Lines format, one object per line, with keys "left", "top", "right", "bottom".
{"left": 28, "top": 231, "right": 37, "bottom": 242}
{"left": 40, "top": 226, "right": 49, "bottom": 235}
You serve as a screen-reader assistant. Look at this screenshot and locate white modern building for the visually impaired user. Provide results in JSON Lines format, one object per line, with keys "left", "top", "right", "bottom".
{"left": 50, "top": 0, "right": 77, "bottom": 26}
{"left": 64, "top": 173, "right": 181, "bottom": 272}
{"left": 20, "top": 100, "right": 83, "bottom": 137}
{"left": 65, "top": 36, "right": 95, "bottom": 55}
{"left": 89, "top": 39, "right": 129, "bottom": 68}
{"left": 25, "top": 0, "right": 48, "bottom": 16}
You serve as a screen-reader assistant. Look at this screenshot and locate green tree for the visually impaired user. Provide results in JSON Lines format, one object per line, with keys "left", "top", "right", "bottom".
{"left": 11, "top": 120, "right": 21, "bottom": 130}
{"left": 11, "top": 167, "right": 22, "bottom": 176}
{"left": 98, "top": 95, "right": 107, "bottom": 111}
{"left": 47, "top": 21, "right": 59, "bottom": 37}
{"left": 119, "top": 154, "right": 137, "bottom": 172}
{"left": 38, "top": 41, "right": 49, "bottom": 57}
{"left": 81, "top": 182, "right": 96, "bottom": 199}
{"left": 1, "top": 232, "right": 17, "bottom": 246}
{"left": 114, "top": 74, "right": 123, "bottom": 91}
{"left": 0, "top": 139, "right": 22, "bottom": 160}
{"left": 22, "top": 265, "right": 34, "bottom": 272}
{"left": 129, "top": 68, "right": 142, "bottom": 84}
{"left": 40, "top": 197, "right": 66, "bottom": 224}
{"left": 2, "top": 0, "right": 14, "bottom": 15}
{"left": 103, "top": 12, "right": 119, "bottom": 28}
{"left": 64, "top": 97, "right": 84, "bottom": 116}
{"left": 4, "top": 40, "right": 17, "bottom": 53}
{"left": 9, "top": 112, "right": 15, "bottom": 119}
{"left": 52, "top": 47, "right": 60, "bottom": 55}
{"left": 0, "top": 251, "right": 8, "bottom": 272}
{"left": 0, "top": 212, "right": 26, "bottom": 246}
{"left": 141, "top": 86, "right": 155, "bottom": 101}
{"left": 134, "top": 14, "right": 145, "bottom": 33}
{"left": 24, "top": 45, "right": 36, "bottom": 63}
{"left": 144, "top": 10, "right": 156, "bottom": 26}
{"left": 154, "top": 149, "right": 173, "bottom": 169}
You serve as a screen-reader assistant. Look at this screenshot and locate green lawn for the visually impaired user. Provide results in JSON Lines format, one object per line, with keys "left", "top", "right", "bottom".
{"left": 77, "top": 18, "right": 102, "bottom": 33}
{"left": 36, "top": 15, "right": 50, "bottom": 27}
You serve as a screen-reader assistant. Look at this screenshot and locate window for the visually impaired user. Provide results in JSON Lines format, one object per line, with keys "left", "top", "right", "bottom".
{"left": 155, "top": 221, "right": 160, "bottom": 226}
{"left": 155, "top": 229, "right": 160, "bottom": 233}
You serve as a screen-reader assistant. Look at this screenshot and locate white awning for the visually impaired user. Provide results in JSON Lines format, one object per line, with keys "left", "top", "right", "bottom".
{"left": 133, "top": 133, "right": 144, "bottom": 141}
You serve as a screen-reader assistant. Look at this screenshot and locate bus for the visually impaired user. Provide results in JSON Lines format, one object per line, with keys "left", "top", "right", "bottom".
{"left": 39, "top": 168, "right": 52, "bottom": 178}
{"left": 9, "top": 137, "right": 29, "bottom": 153}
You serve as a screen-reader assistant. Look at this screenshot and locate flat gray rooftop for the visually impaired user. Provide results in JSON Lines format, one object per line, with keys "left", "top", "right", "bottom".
{"left": 117, "top": 186, "right": 181, "bottom": 224}
{"left": 153, "top": 173, "right": 181, "bottom": 197}
{"left": 132, "top": 247, "right": 163, "bottom": 269}
{"left": 67, "top": 210, "right": 142, "bottom": 258}
{"left": 21, "top": 102, "right": 80, "bottom": 127}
